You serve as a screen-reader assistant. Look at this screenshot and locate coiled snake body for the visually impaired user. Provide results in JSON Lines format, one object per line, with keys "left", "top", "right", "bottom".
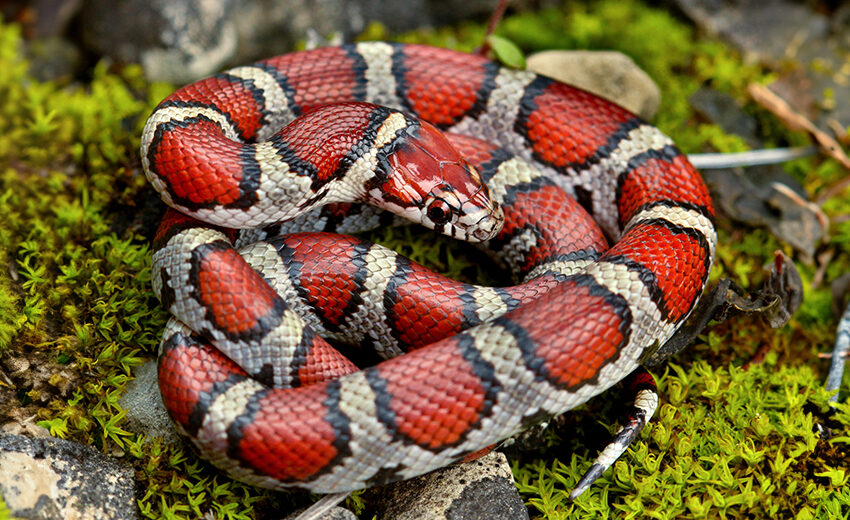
{"left": 142, "top": 42, "right": 716, "bottom": 492}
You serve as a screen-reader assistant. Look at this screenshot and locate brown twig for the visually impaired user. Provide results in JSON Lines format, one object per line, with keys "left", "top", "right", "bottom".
{"left": 743, "top": 342, "right": 772, "bottom": 369}
{"left": 827, "top": 118, "right": 850, "bottom": 146}
{"left": 811, "top": 248, "right": 833, "bottom": 290}
{"left": 818, "top": 351, "right": 850, "bottom": 359}
{"left": 770, "top": 182, "right": 829, "bottom": 231}
{"left": 477, "top": 0, "right": 509, "bottom": 57}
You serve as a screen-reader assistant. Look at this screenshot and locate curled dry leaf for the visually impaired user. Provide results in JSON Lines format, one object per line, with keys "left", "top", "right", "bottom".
{"left": 644, "top": 251, "right": 803, "bottom": 367}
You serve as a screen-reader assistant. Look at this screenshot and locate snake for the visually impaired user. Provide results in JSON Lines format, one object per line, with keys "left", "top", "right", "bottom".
{"left": 141, "top": 42, "right": 717, "bottom": 493}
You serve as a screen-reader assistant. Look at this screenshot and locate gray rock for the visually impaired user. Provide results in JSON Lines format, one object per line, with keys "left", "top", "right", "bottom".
{"left": 689, "top": 87, "right": 760, "bottom": 146}
{"left": 118, "top": 359, "right": 182, "bottom": 446}
{"left": 672, "top": 0, "right": 824, "bottom": 65}
{"left": 75, "top": 0, "right": 547, "bottom": 83}
{"left": 229, "top": 0, "right": 549, "bottom": 65}
{"left": 230, "top": 0, "right": 429, "bottom": 65}
{"left": 26, "top": 36, "right": 83, "bottom": 81}
{"left": 374, "top": 451, "right": 529, "bottom": 520}
{"left": 284, "top": 505, "right": 358, "bottom": 520}
{"left": 526, "top": 50, "right": 661, "bottom": 120}
{"left": 79, "top": 0, "right": 238, "bottom": 83}
{"left": 231, "top": 0, "right": 348, "bottom": 65}
{"left": 0, "top": 434, "right": 137, "bottom": 520}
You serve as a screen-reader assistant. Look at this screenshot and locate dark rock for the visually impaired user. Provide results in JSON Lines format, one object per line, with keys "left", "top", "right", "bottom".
{"left": 79, "top": 0, "right": 238, "bottom": 83}
{"left": 372, "top": 451, "right": 529, "bottom": 520}
{"left": 702, "top": 167, "right": 825, "bottom": 259}
{"left": 25, "top": 36, "right": 83, "bottom": 81}
{"left": 687, "top": 85, "right": 825, "bottom": 258}
{"left": 689, "top": 87, "right": 760, "bottom": 146}
{"left": 0, "top": 434, "right": 138, "bottom": 520}
{"left": 31, "top": 0, "right": 82, "bottom": 38}
{"left": 445, "top": 472, "right": 529, "bottom": 520}
{"left": 833, "top": 4, "right": 850, "bottom": 48}
{"left": 0, "top": 0, "right": 81, "bottom": 39}
{"left": 73, "top": 0, "right": 548, "bottom": 83}
{"left": 283, "top": 505, "right": 358, "bottom": 520}
{"left": 672, "top": 0, "right": 824, "bottom": 64}
{"left": 232, "top": 0, "right": 551, "bottom": 65}
{"left": 231, "top": 0, "right": 426, "bottom": 65}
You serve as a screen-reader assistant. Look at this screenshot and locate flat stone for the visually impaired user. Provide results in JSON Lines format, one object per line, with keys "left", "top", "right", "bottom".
{"left": 284, "top": 505, "right": 358, "bottom": 520}
{"left": 527, "top": 50, "right": 661, "bottom": 120}
{"left": 373, "top": 451, "right": 529, "bottom": 520}
{"left": 0, "top": 434, "right": 137, "bottom": 520}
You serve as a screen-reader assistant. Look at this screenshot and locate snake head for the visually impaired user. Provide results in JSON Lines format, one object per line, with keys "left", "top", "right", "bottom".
{"left": 371, "top": 119, "right": 504, "bottom": 242}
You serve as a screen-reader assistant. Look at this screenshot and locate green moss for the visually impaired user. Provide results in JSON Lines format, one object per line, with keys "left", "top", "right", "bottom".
{"left": 1, "top": 0, "right": 849, "bottom": 518}
{"left": 514, "top": 357, "right": 850, "bottom": 519}
{"left": 128, "top": 437, "right": 280, "bottom": 520}
{"left": 0, "top": 494, "right": 10, "bottom": 520}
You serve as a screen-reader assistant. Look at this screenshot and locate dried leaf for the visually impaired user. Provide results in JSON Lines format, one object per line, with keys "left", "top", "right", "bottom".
{"left": 748, "top": 83, "right": 850, "bottom": 169}
{"left": 747, "top": 83, "right": 850, "bottom": 202}
{"left": 644, "top": 251, "right": 802, "bottom": 366}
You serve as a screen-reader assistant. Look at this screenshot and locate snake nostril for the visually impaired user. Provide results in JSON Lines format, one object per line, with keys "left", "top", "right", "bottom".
{"left": 471, "top": 215, "right": 499, "bottom": 242}
{"left": 472, "top": 228, "right": 489, "bottom": 242}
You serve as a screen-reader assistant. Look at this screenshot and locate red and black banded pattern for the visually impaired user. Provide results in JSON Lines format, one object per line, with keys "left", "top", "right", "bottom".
{"left": 143, "top": 42, "right": 716, "bottom": 494}
{"left": 393, "top": 44, "right": 501, "bottom": 128}
{"left": 516, "top": 77, "right": 642, "bottom": 173}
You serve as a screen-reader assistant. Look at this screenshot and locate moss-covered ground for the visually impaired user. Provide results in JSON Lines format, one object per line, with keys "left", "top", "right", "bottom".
{"left": 0, "top": 1, "right": 848, "bottom": 519}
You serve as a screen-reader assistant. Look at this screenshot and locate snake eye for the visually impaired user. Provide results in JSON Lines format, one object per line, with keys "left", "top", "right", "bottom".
{"left": 426, "top": 199, "right": 452, "bottom": 225}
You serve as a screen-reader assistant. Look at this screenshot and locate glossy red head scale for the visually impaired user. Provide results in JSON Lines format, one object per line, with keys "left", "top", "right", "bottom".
{"left": 370, "top": 118, "right": 504, "bottom": 242}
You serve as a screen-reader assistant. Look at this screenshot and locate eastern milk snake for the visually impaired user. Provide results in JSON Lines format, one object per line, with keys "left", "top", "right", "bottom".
{"left": 141, "top": 42, "right": 717, "bottom": 494}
